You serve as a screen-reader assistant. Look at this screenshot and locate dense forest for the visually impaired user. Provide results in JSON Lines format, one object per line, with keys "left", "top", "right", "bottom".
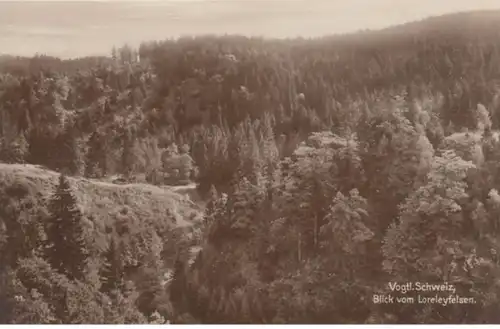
{"left": 2, "top": 9, "right": 500, "bottom": 324}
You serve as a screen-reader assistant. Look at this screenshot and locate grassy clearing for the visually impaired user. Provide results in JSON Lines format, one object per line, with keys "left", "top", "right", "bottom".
{"left": 0, "top": 163, "right": 203, "bottom": 230}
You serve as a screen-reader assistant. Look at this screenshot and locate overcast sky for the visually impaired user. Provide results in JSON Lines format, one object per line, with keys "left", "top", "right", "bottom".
{"left": 1, "top": 0, "right": 500, "bottom": 58}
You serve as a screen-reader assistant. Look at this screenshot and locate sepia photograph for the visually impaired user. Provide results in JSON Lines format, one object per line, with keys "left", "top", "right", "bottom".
{"left": 1, "top": 0, "right": 500, "bottom": 324}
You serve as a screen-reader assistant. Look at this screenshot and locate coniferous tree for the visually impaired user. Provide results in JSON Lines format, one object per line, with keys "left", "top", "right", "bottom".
{"left": 169, "top": 257, "right": 187, "bottom": 313}
{"left": 204, "top": 185, "right": 219, "bottom": 228}
{"left": 100, "top": 236, "right": 125, "bottom": 295}
{"left": 229, "top": 177, "right": 264, "bottom": 238}
{"left": 57, "top": 126, "right": 84, "bottom": 176}
{"left": 85, "top": 131, "right": 107, "bottom": 178}
{"left": 121, "top": 129, "right": 139, "bottom": 179}
{"left": 67, "top": 134, "right": 84, "bottom": 177}
{"left": 45, "top": 174, "right": 89, "bottom": 281}
{"left": 243, "top": 127, "right": 263, "bottom": 186}
{"left": 260, "top": 112, "right": 279, "bottom": 176}
{"left": 226, "top": 128, "right": 245, "bottom": 192}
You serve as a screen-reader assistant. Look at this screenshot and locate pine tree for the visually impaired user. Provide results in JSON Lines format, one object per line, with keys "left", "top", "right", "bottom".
{"left": 57, "top": 127, "right": 84, "bottom": 176}
{"left": 226, "top": 127, "right": 245, "bottom": 191}
{"left": 169, "top": 257, "right": 187, "bottom": 313}
{"left": 204, "top": 185, "right": 219, "bottom": 228}
{"left": 85, "top": 131, "right": 107, "bottom": 178}
{"left": 205, "top": 192, "right": 230, "bottom": 248}
{"left": 243, "top": 127, "right": 263, "bottom": 187}
{"left": 121, "top": 129, "right": 138, "bottom": 179}
{"left": 260, "top": 112, "right": 279, "bottom": 193}
{"left": 67, "top": 133, "right": 84, "bottom": 177}
{"left": 229, "top": 178, "right": 265, "bottom": 238}
{"left": 100, "top": 237, "right": 125, "bottom": 295}
{"left": 45, "top": 174, "right": 89, "bottom": 281}
{"left": 322, "top": 189, "right": 373, "bottom": 258}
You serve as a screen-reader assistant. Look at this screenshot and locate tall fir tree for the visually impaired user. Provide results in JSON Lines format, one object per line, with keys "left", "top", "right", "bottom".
{"left": 121, "top": 129, "right": 138, "bottom": 179}
{"left": 169, "top": 257, "right": 187, "bottom": 314}
{"left": 100, "top": 236, "right": 125, "bottom": 295}
{"left": 260, "top": 112, "right": 279, "bottom": 169}
{"left": 243, "top": 127, "right": 263, "bottom": 187}
{"left": 57, "top": 126, "right": 84, "bottom": 176}
{"left": 226, "top": 131, "right": 244, "bottom": 193}
{"left": 45, "top": 174, "right": 89, "bottom": 281}
{"left": 85, "top": 131, "right": 107, "bottom": 178}
{"left": 204, "top": 185, "right": 219, "bottom": 228}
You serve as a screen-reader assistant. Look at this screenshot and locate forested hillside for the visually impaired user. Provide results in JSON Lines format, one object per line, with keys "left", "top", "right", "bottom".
{"left": 2, "top": 10, "right": 500, "bottom": 324}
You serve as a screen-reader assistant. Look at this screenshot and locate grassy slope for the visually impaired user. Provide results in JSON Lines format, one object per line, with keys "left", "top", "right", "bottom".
{"left": 0, "top": 162, "right": 206, "bottom": 317}
{"left": 0, "top": 163, "right": 203, "bottom": 230}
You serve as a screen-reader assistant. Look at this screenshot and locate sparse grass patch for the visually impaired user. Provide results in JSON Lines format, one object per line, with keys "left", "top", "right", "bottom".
{"left": 0, "top": 163, "right": 202, "bottom": 231}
